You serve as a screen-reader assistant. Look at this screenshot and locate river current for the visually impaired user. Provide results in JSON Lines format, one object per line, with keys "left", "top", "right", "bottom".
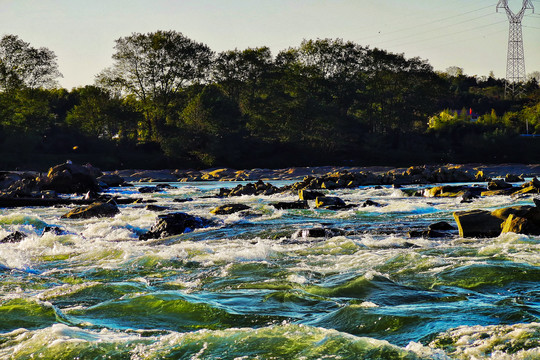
{"left": 0, "top": 180, "right": 539, "bottom": 359}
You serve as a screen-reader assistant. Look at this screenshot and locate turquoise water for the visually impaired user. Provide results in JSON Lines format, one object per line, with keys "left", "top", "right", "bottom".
{"left": 0, "top": 181, "right": 539, "bottom": 359}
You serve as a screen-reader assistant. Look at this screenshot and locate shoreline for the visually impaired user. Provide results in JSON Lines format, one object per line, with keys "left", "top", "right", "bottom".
{"left": 105, "top": 163, "right": 540, "bottom": 183}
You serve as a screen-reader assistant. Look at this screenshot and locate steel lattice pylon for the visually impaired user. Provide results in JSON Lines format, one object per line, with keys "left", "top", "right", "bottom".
{"left": 497, "top": 0, "right": 535, "bottom": 97}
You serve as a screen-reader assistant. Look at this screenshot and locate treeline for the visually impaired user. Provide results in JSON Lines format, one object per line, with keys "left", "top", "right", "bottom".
{"left": 1, "top": 31, "right": 539, "bottom": 170}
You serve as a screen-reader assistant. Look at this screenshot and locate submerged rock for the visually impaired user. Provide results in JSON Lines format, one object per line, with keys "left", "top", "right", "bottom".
{"left": 271, "top": 201, "right": 309, "bottom": 210}
{"left": 61, "top": 201, "right": 120, "bottom": 219}
{"left": 139, "top": 212, "right": 214, "bottom": 240}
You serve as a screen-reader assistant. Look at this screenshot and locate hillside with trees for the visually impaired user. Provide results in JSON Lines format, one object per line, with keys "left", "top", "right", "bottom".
{"left": 1, "top": 31, "right": 539, "bottom": 170}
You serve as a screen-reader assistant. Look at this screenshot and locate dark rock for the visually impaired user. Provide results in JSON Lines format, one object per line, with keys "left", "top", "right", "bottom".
{"left": 221, "top": 180, "right": 280, "bottom": 197}
{"left": 0, "top": 231, "right": 27, "bottom": 243}
{"left": 453, "top": 210, "right": 504, "bottom": 238}
{"left": 501, "top": 212, "right": 540, "bottom": 235}
{"left": 361, "top": 200, "right": 382, "bottom": 207}
{"left": 42, "top": 162, "right": 101, "bottom": 194}
{"left": 210, "top": 203, "right": 251, "bottom": 215}
{"left": 139, "top": 186, "right": 162, "bottom": 193}
{"left": 292, "top": 228, "right": 348, "bottom": 238}
{"left": 42, "top": 226, "right": 66, "bottom": 236}
{"left": 271, "top": 201, "right": 309, "bottom": 210}
{"left": 491, "top": 205, "right": 533, "bottom": 221}
{"left": 487, "top": 179, "right": 513, "bottom": 191}
{"left": 298, "top": 189, "right": 324, "bottom": 201}
{"left": 139, "top": 212, "right": 214, "bottom": 240}
{"left": 315, "top": 196, "right": 346, "bottom": 209}
{"left": 505, "top": 174, "right": 524, "bottom": 183}
{"left": 97, "top": 174, "right": 125, "bottom": 187}
{"left": 61, "top": 201, "right": 120, "bottom": 219}
{"left": 145, "top": 205, "right": 169, "bottom": 212}
{"left": 428, "top": 221, "right": 456, "bottom": 231}
{"left": 534, "top": 198, "right": 540, "bottom": 207}
{"left": 173, "top": 198, "right": 194, "bottom": 203}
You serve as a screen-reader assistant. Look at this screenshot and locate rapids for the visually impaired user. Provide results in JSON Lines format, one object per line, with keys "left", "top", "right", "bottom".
{"left": 0, "top": 180, "right": 539, "bottom": 359}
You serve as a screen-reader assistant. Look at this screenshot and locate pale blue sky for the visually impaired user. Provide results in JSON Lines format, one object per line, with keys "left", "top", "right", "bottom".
{"left": 1, "top": 0, "right": 539, "bottom": 89}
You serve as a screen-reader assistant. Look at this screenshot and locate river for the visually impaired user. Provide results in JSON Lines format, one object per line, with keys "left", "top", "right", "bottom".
{"left": 0, "top": 180, "right": 539, "bottom": 359}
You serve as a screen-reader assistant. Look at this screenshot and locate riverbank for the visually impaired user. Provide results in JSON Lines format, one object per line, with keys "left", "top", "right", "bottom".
{"left": 107, "top": 163, "right": 540, "bottom": 182}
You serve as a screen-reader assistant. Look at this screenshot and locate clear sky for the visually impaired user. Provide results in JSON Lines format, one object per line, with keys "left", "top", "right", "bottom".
{"left": 1, "top": 0, "right": 539, "bottom": 89}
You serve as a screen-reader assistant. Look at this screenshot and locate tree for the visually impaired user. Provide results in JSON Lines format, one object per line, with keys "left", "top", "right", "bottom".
{"left": 0, "top": 35, "right": 62, "bottom": 91}
{"left": 66, "top": 86, "right": 140, "bottom": 140}
{"left": 97, "top": 30, "right": 214, "bottom": 141}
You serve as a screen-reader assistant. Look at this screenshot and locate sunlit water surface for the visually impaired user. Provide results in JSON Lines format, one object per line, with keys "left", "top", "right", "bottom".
{"left": 0, "top": 181, "right": 539, "bottom": 359}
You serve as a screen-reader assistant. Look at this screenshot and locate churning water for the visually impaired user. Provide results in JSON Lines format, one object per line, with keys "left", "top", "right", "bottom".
{"left": 0, "top": 181, "right": 539, "bottom": 359}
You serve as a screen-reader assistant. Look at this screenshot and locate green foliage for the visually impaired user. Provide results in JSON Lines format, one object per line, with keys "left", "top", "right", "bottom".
{"left": 0, "top": 34, "right": 62, "bottom": 91}
{"left": 1, "top": 32, "right": 540, "bottom": 169}
{"left": 66, "top": 86, "right": 140, "bottom": 140}
{"left": 97, "top": 30, "right": 214, "bottom": 141}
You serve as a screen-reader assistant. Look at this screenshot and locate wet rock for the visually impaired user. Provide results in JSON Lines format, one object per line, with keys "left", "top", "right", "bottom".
{"left": 61, "top": 201, "right": 120, "bottom": 219}
{"left": 428, "top": 221, "right": 456, "bottom": 231}
{"left": 487, "top": 179, "right": 513, "bottom": 191}
{"left": 315, "top": 196, "right": 347, "bottom": 209}
{"left": 221, "top": 180, "right": 279, "bottom": 197}
{"left": 173, "top": 198, "right": 194, "bottom": 203}
{"left": 42, "top": 162, "right": 101, "bottom": 194}
{"left": 130, "top": 170, "right": 178, "bottom": 182}
{"left": 512, "top": 186, "right": 540, "bottom": 196}
{"left": 210, "top": 203, "right": 251, "bottom": 215}
{"left": 501, "top": 214, "right": 540, "bottom": 235}
{"left": 361, "top": 200, "right": 382, "bottom": 207}
{"left": 271, "top": 201, "right": 309, "bottom": 210}
{"left": 97, "top": 174, "right": 125, "bottom": 187}
{"left": 0, "top": 231, "right": 27, "bottom": 243}
{"left": 505, "top": 173, "right": 524, "bottom": 183}
{"left": 298, "top": 189, "right": 325, "bottom": 201}
{"left": 424, "top": 185, "right": 470, "bottom": 198}
{"left": 145, "top": 205, "right": 169, "bottom": 212}
{"left": 491, "top": 205, "right": 533, "bottom": 221}
{"left": 139, "top": 212, "right": 214, "bottom": 240}
{"left": 42, "top": 226, "right": 66, "bottom": 236}
{"left": 292, "top": 227, "right": 348, "bottom": 238}
{"left": 138, "top": 186, "right": 163, "bottom": 193}
{"left": 453, "top": 210, "right": 504, "bottom": 238}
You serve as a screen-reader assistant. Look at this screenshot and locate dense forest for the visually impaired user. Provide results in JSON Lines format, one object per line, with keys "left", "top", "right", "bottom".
{"left": 1, "top": 31, "right": 539, "bottom": 170}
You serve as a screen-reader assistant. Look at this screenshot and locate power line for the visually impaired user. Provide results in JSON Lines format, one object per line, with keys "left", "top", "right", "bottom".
{"left": 390, "top": 20, "right": 507, "bottom": 48}
{"left": 356, "top": 4, "right": 497, "bottom": 43}
{"left": 371, "top": 12, "right": 499, "bottom": 47}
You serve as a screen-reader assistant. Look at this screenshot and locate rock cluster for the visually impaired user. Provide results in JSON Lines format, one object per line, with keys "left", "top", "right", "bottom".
{"left": 218, "top": 180, "right": 279, "bottom": 197}
{"left": 453, "top": 201, "right": 540, "bottom": 238}
{"left": 139, "top": 212, "right": 214, "bottom": 240}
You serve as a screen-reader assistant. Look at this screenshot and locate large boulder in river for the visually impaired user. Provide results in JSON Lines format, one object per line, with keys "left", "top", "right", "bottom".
{"left": 42, "top": 162, "right": 101, "bottom": 194}
{"left": 453, "top": 210, "right": 504, "bottom": 238}
{"left": 499, "top": 204, "right": 540, "bottom": 235}
{"left": 315, "top": 196, "right": 347, "bottom": 210}
{"left": 139, "top": 212, "right": 214, "bottom": 240}
{"left": 61, "top": 201, "right": 119, "bottom": 219}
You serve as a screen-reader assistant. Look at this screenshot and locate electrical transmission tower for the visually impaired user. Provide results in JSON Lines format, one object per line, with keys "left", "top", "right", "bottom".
{"left": 497, "top": 0, "right": 535, "bottom": 97}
